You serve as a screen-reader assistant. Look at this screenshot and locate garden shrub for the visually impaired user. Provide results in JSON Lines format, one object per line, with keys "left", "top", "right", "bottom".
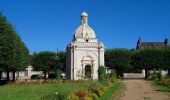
{"left": 155, "top": 76, "right": 170, "bottom": 87}
{"left": 147, "top": 69, "right": 163, "bottom": 81}
{"left": 68, "top": 89, "right": 99, "bottom": 100}
{"left": 55, "top": 69, "right": 61, "bottom": 80}
{"left": 66, "top": 75, "right": 116, "bottom": 100}
{"left": 68, "top": 93, "right": 79, "bottom": 100}
{"left": 110, "top": 69, "right": 117, "bottom": 79}
{"left": 98, "top": 66, "right": 106, "bottom": 82}
{"left": 91, "top": 93, "right": 98, "bottom": 100}
{"left": 84, "top": 92, "right": 99, "bottom": 100}
{"left": 157, "top": 69, "right": 163, "bottom": 81}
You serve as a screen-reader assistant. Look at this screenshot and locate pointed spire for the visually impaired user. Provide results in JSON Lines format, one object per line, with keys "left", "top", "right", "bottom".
{"left": 164, "top": 38, "right": 168, "bottom": 45}
{"left": 81, "top": 11, "right": 88, "bottom": 25}
{"left": 138, "top": 36, "right": 141, "bottom": 43}
{"left": 136, "top": 36, "right": 142, "bottom": 49}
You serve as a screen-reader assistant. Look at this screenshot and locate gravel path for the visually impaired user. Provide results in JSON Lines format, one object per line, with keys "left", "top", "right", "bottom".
{"left": 119, "top": 79, "right": 170, "bottom": 100}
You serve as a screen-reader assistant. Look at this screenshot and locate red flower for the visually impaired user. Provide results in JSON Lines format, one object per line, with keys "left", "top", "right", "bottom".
{"left": 75, "top": 91, "right": 86, "bottom": 99}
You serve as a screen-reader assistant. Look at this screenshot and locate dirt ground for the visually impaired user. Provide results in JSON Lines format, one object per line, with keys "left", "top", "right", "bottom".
{"left": 118, "top": 79, "right": 170, "bottom": 100}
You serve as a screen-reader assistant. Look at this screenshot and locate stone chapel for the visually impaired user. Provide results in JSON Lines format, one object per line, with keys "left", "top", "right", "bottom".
{"left": 66, "top": 12, "right": 105, "bottom": 80}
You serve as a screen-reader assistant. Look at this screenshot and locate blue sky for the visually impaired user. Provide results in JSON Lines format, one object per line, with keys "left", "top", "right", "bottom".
{"left": 0, "top": 0, "right": 170, "bottom": 53}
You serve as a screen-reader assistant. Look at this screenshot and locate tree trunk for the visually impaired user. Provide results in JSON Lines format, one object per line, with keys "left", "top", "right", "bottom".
{"left": 12, "top": 71, "right": 16, "bottom": 82}
{"left": 6, "top": 71, "right": 10, "bottom": 81}
{"left": 145, "top": 70, "right": 148, "bottom": 79}
{"left": 48, "top": 72, "right": 49, "bottom": 79}
{"left": 168, "top": 68, "right": 170, "bottom": 76}
{"left": 0, "top": 71, "right": 2, "bottom": 80}
{"left": 44, "top": 71, "right": 47, "bottom": 79}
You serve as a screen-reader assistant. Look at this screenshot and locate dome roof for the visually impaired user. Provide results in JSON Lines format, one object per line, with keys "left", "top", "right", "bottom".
{"left": 75, "top": 25, "right": 96, "bottom": 38}
{"left": 74, "top": 12, "right": 96, "bottom": 39}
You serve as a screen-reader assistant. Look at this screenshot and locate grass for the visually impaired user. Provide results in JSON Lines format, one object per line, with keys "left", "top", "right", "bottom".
{"left": 99, "top": 82, "right": 124, "bottom": 100}
{"left": 0, "top": 82, "right": 89, "bottom": 100}
{"left": 151, "top": 81, "right": 170, "bottom": 92}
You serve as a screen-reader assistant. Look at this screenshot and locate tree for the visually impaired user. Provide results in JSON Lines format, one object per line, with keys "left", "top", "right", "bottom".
{"left": 32, "top": 51, "right": 57, "bottom": 79}
{"left": 105, "top": 48, "right": 131, "bottom": 78}
{"left": 11, "top": 35, "right": 29, "bottom": 81}
{"left": 0, "top": 11, "right": 17, "bottom": 81}
{"left": 132, "top": 48, "right": 164, "bottom": 79}
{"left": 163, "top": 47, "right": 170, "bottom": 75}
{"left": 0, "top": 11, "right": 29, "bottom": 81}
{"left": 56, "top": 51, "right": 66, "bottom": 72}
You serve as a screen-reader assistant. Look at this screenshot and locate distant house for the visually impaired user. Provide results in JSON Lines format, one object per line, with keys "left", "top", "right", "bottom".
{"left": 136, "top": 37, "right": 169, "bottom": 49}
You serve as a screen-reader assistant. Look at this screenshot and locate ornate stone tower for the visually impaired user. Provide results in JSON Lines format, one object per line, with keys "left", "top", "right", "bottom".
{"left": 66, "top": 12, "right": 105, "bottom": 80}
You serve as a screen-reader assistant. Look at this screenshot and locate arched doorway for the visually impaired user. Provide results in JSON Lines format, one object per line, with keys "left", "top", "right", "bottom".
{"left": 85, "top": 65, "right": 91, "bottom": 79}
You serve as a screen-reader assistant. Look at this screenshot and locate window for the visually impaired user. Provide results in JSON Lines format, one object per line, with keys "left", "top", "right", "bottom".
{"left": 86, "top": 39, "right": 89, "bottom": 42}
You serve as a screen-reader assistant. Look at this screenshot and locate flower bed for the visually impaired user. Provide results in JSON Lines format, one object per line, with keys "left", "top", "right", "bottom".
{"left": 67, "top": 79, "right": 122, "bottom": 100}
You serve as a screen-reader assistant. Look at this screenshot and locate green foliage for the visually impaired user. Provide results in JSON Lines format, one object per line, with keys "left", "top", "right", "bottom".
{"left": 0, "top": 11, "right": 29, "bottom": 81}
{"left": 32, "top": 51, "right": 65, "bottom": 79}
{"left": 110, "top": 69, "right": 116, "bottom": 79}
{"left": 56, "top": 51, "right": 66, "bottom": 71}
{"left": 32, "top": 51, "right": 58, "bottom": 78}
{"left": 98, "top": 66, "right": 106, "bottom": 82}
{"left": 68, "top": 93, "right": 79, "bottom": 100}
{"left": 84, "top": 91, "right": 99, "bottom": 100}
{"left": 131, "top": 48, "right": 164, "bottom": 78}
{"left": 105, "top": 48, "right": 131, "bottom": 77}
{"left": 162, "top": 47, "right": 170, "bottom": 75}
{"left": 105, "top": 48, "right": 170, "bottom": 79}
{"left": 55, "top": 69, "right": 61, "bottom": 80}
{"left": 142, "top": 49, "right": 163, "bottom": 70}
{"left": 148, "top": 69, "right": 163, "bottom": 81}
{"left": 32, "top": 51, "right": 57, "bottom": 71}
{"left": 152, "top": 77, "right": 170, "bottom": 92}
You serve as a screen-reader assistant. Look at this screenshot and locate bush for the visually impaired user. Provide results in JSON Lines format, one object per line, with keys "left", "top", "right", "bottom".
{"left": 84, "top": 92, "right": 99, "bottom": 100}
{"left": 110, "top": 69, "right": 117, "bottom": 79}
{"left": 157, "top": 69, "right": 163, "bottom": 81}
{"left": 68, "top": 93, "right": 79, "bottom": 100}
{"left": 70, "top": 89, "right": 99, "bottom": 100}
{"left": 98, "top": 66, "right": 106, "bottom": 82}
{"left": 31, "top": 74, "right": 43, "bottom": 80}
{"left": 55, "top": 69, "right": 61, "bottom": 80}
{"left": 147, "top": 69, "right": 163, "bottom": 81}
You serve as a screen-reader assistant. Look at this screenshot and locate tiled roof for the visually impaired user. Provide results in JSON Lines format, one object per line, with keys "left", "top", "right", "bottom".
{"left": 139, "top": 42, "right": 167, "bottom": 49}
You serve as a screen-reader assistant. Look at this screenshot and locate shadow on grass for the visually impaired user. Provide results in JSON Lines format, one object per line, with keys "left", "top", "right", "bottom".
{"left": 0, "top": 80, "right": 7, "bottom": 86}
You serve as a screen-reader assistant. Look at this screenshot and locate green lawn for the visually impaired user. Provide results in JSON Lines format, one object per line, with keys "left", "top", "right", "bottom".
{"left": 0, "top": 82, "right": 89, "bottom": 100}
{"left": 99, "top": 82, "right": 124, "bottom": 100}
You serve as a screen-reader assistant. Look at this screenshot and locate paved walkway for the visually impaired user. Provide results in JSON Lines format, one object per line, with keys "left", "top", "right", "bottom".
{"left": 119, "top": 79, "right": 170, "bottom": 100}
